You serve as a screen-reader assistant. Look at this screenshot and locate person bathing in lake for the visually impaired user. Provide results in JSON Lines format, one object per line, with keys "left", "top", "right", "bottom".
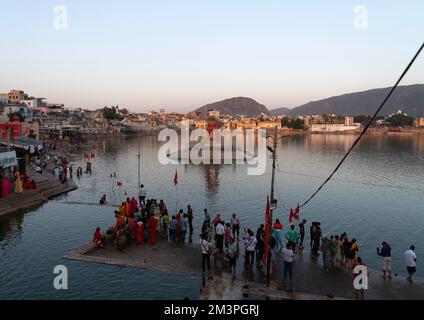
{"left": 99, "top": 194, "right": 107, "bottom": 205}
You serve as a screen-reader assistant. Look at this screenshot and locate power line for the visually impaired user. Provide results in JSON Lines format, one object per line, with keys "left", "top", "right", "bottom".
{"left": 276, "top": 169, "right": 424, "bottom": 193}
{"left": 299, "top": 42, "right": 424, "bottom": 209}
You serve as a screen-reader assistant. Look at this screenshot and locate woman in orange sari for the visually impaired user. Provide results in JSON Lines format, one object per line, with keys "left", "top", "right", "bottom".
{"left": 115, "top": 211, "right": 125, "bottom": 229}
{"left": 125, "top": 198, "right": 131, "bottom": 217}
{"left": 119, "top": 202, "right": 127, "bottom": 216}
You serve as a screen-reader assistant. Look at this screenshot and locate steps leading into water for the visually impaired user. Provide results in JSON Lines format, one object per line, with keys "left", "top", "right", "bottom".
{"left": 0, "top": 166, "right": 78, "bottom": 218}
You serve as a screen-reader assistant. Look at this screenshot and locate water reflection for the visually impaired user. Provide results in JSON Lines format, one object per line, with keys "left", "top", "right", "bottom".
{"left": 0, "top": 212, "right": 24, "bottom": 244}
{"left": 1, "top": 133, "right": 424, "bottom": 299}
{"left": 202, "top": 164, "right": 221, "bottom": 199}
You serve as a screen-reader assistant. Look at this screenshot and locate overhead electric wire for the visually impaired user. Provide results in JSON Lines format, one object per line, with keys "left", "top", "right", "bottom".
{"left": 276, "top": 169, "right": 424, "bottom": 193}
{"left": 298, "top": 42, "right": 424, "bottom": 209}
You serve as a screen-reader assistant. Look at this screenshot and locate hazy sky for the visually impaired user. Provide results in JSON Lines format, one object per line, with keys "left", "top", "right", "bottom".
{"left": 1, "top": 0, "right": 423, "bottom": 112}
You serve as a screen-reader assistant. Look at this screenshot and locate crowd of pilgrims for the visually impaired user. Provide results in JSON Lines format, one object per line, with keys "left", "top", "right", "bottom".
{"left": 92, "top": 195, "right": 194, "bottom": 252}
{"left": 198, "top": 214, "right": 367, "bottom": 286}
{"left": 91, "top": 194, "right": 368, "bottom": 288}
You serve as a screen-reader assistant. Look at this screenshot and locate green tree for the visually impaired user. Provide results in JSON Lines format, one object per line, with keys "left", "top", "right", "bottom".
{"left": 281, "top": 117, "right": 304, "bottom": 129}
{"left": 281, "top": 117, "right": 291, "bottom": 128}
{"left": 290, "top": 118, "right": 305, "bottom": 129}
{"left": 354, "top": 115, "right": 371, "bottom": 125}
{"left": 103, "top": 106, "right": 118, "bottom": 120}
{"left": 388, "top": 114, "right": 414, "bottom": 127}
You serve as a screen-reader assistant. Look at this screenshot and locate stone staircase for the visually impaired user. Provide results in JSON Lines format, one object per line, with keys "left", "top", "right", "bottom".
{"left": 0, "top": 165, "right": 78, "bottom": 217}
{"left": 0, "top": 189, "right": 47, "bottom": 216}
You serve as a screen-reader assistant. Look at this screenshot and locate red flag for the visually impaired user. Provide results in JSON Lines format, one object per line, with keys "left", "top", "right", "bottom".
{"left": 91, "top": 153, "right": 95, "bottom": 159}
{"left": 289, "top": 205, "right": 300, "bottom": 223}
{"left": 117, "top": 181, "right": 122, "bottom": 187}
{"left": 173, "top": 169, "right": 178, "bottom": 186}
{"left": 263, "top": 195, "right": 270, "bottom": 271}
{"left": 294, "top": 204, "right": 300, "bottom": 221}
{"left": 84, "top": 153, "right": 89, "bottom": 159}
{"left": 92, "top": 145, "right": 95, "bottom": 150}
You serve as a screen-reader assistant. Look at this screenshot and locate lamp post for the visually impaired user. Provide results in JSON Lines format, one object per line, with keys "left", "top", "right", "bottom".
{"left": 265, "top": 127, "right": 289, "bottom": 286}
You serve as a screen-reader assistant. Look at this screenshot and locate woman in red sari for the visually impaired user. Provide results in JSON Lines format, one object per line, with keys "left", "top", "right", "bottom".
{"left": 23, "top": 174, "right": 31, "bottom": 189}
{"left": 148, "top": 215, "right": 158, "bottom": 245}
{"left": 130, "top": 197, "right": 138, "bottom": 214}
{"left": 130, "top": 218, "right": 137, "bottom": 240}
{"left": 93, "top": 227, "right": 105, "bottom": 248}
{"left": 136, "top": 222, "right": 144, "bottom": 245}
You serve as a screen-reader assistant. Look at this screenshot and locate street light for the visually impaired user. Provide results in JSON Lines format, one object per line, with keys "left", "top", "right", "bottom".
{"left": 265, "top": 128, "right": 289, "bottom": 286}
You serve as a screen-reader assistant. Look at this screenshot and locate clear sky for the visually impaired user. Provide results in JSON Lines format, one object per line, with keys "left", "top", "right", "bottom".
{"left": 1, "top": 0, "right": 423, "bottom": 112}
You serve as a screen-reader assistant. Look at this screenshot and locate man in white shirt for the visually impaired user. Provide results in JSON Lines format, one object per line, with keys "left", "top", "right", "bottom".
{"left": 200, "top": 235, "right": 213, "bottom": 275}
{"left": 215, "top": 222, "right": 225, "bottom": 253}
{"left": 243, "top": 229, "right": 257, "bottom": 265}
{"left": 405, "top": 245, "right": 417, "bottom": 283}
{"left": 139, "top": 184, "right": 146, "bottom": 206}
{"left": 282, "top": 243, "right": 296, "bottom": 285}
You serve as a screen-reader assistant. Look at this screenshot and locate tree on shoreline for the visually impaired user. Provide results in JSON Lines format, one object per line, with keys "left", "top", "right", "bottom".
{"left": 103, "top": 106, "right": 124, "bottom": 121}
{"left": 281, "top": 117, "right": 305, "bottom": 130}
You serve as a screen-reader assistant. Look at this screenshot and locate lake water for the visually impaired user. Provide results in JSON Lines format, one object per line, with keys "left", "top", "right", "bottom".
{"left": 1, "top": 134, "right": 423, "bottom": 299}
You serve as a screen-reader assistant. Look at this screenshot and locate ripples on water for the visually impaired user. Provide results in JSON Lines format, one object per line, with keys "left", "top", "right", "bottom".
{"left": 0, "top": 134, "right": 423, "bottom": 299}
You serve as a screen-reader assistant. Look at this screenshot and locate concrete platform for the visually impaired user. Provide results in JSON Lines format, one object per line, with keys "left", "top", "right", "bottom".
{"left": 64, "top": 236, "right": 201, "bottom": 276}
{"left": 65, "top": 237, "right": 424, "bottom": 300}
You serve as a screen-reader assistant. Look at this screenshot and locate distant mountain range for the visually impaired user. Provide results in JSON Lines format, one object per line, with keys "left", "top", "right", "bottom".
{"left": 194, "top": 97, "right": 270, "bottom": 117}
{"left": 271, "top": 84, "right": 424, "bottom": 117}
{"left": 192, "top": 84, "right": 424, "bottom": 118}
